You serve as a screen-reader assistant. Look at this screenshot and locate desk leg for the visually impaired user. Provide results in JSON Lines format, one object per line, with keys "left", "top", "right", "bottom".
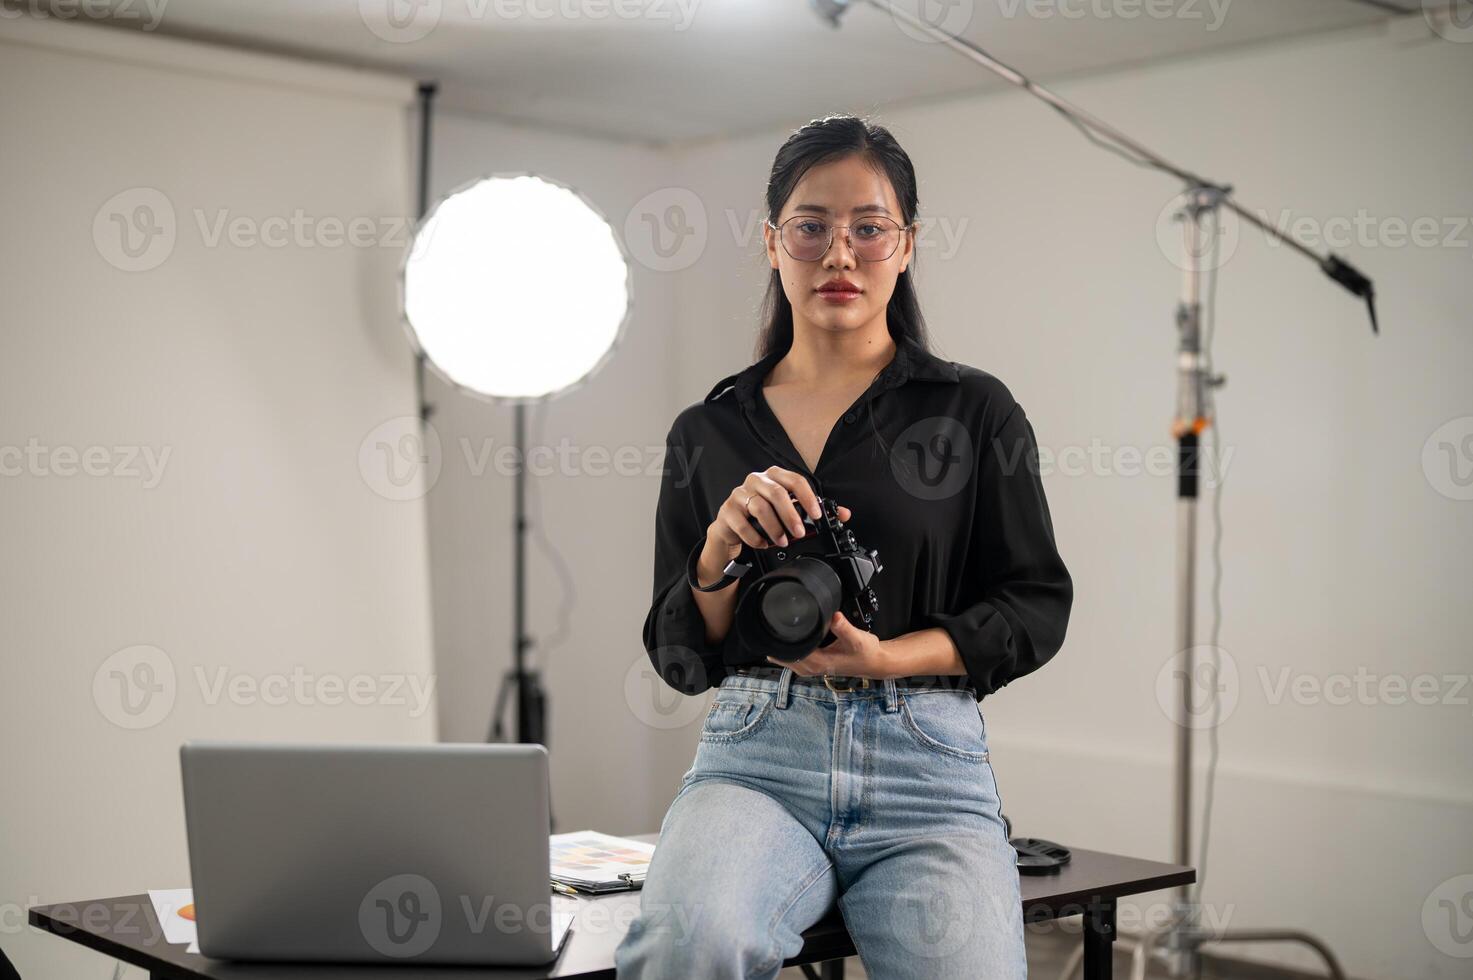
{"left": 1082, "top": 897, "right": 1116, "bottom": 980}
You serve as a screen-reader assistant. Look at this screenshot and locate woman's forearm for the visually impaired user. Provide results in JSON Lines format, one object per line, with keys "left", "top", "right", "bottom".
{"left": 690, "top": 538, "right": 739, "bottom": 645}
{"left": 882, "top": 628, "right": 968, "bottom": 676}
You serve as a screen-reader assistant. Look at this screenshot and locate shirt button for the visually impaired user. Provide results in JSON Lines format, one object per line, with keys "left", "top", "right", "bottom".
{"left": 843, "top": 412, "right": 856, "bottom": 424}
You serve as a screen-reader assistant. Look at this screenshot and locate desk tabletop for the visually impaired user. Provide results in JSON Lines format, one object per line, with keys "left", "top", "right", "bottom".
{"left": 29, "top": 838, "right": 1193, "bottom": 979}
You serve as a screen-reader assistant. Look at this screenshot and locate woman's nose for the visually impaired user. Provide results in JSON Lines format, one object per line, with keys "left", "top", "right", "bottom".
{"left": 824, "top": 228, "right": 858, "bottom": 267}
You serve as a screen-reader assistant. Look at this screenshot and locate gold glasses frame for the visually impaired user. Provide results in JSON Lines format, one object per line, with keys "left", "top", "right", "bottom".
{"left": 766, "top": 214, "right": 913, "bottom": 263}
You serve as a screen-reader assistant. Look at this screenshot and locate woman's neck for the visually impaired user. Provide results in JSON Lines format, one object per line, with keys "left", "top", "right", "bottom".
{"left": 769, "top": 324, "right": 897, "bottom": 389}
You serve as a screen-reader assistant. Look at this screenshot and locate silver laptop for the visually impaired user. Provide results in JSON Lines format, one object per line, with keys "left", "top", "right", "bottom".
{"left": 180, "top": 741, "right": 576, "bottom": 965}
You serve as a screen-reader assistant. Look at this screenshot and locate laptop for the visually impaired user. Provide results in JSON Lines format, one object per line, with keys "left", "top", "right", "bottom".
{"left": 180, "top": 741, "right": 576, "bottom": 965}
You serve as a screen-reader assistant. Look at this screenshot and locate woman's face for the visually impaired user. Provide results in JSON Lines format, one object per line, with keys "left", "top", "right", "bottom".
{"left": 764, "top": 154, "right": 914, "bottom": 337}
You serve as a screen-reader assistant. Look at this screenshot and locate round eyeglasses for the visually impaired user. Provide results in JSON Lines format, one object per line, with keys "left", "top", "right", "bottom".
{"left": 767, "top": 214, "right": 908, "bottom": 263}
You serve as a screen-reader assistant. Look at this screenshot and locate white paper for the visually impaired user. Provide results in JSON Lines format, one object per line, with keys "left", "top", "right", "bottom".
{"left": 549, "top": 830, "right": 655, "bottom": 886}
{"left": 147, "top": 888, "right": 198, "bottom": 952}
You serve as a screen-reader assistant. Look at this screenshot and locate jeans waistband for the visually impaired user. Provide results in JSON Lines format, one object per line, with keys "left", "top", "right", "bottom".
{"left": 730, "top": 664, "right": 976, "bottom": 694}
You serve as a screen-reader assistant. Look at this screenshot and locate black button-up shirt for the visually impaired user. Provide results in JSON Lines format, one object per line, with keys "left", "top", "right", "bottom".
{"left": 642, "top": 337, "right": 1072, "bottom": 702}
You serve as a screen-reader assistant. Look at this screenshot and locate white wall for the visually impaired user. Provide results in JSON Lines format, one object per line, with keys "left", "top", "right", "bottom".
{"left": 663, "top": 19, "right": 1472, "bottom": 980}
{"left": 0, "top": 17, "right": 436, "bottom": 979}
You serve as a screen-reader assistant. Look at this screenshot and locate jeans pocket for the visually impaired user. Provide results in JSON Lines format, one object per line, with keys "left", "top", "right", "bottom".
{"left": 899, "top": 692, "right": 990, "bottom": 762}
{"left": 699, "top": 693, "right": 773, "bottom": 743}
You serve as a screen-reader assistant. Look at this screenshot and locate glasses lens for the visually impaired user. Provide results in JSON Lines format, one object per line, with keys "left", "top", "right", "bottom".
{"left": 779, "top": 216, "right": 901, "bottom": 262}
{"left": 781, "top": 218, "right": 830, "bottom": 261}
{"left": 851, "top": 217, "right": 900, "bottom": 261}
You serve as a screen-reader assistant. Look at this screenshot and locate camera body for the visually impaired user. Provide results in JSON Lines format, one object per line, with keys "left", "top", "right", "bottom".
{"left": 732, "top": 494, "right": 883, "bottom": 663}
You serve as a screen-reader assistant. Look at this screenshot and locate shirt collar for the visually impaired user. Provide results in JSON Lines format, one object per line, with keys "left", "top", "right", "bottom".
{"left": 703, "top": 337, "right": 959, "bottom": 406}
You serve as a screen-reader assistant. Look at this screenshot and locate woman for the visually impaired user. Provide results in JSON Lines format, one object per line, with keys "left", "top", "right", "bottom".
{"left": 615, "top": 115, "right": 1072, "bottom": 979}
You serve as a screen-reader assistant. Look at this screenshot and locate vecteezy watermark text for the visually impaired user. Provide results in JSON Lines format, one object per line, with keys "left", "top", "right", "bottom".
{"left": 0, "top": 439, "right": 170, "bottom": 488}
{"left": 358, "top": 416, "right": 707, "bottom": 501}
{"left": 1154, "top": 645, "right": 1473, "bottom": 730}
{"left": 995, "top": 0, "right": 1232, "bottom": 32}
{"left": 0, "top": 0, "right": 168, "bottom": 30}
{"left": 92, "top": 188, "right": 422, "bottom": 272}
{"left": 357, "top": 0, "right": 702, "bottom": 45}
{"left": 93, "top": 645, "right": 435, "bottom": 729}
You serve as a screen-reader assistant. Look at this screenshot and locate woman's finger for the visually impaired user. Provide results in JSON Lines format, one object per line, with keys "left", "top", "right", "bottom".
{"left": 749, "top": 472, "right": 808, "bottom": 539}
{"left": 719, "top": 499, "right": 768, "bottom": 549}
{"left": 743, "top": 493, "right": 789, "bottom": 547}
{"left": 762, "top": 467, "right": 823, "bottom": 523}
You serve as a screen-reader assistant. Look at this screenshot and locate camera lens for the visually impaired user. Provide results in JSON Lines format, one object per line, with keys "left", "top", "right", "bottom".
{"left": 734, "top": 557, "right": 844, "bottom": 662}
{"left": 760, "top": 581, "right": 820, "bottom": 643}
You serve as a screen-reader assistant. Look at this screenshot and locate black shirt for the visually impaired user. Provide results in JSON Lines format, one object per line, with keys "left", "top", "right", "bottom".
{"left": 642, "top": 336, "right": 1073, "bottom": 702}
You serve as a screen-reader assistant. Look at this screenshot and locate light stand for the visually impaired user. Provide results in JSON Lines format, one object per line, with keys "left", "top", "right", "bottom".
{"left": 1143, "top": 187, "right": 1349, "bottom": 980}
{"left": 413, "top": 82, "right": 438, "bottom": 427}
{"left": 401, "top": 136, "right": 632, "bottom": 830}
{"left": 489, "top": 402, "right": 548, "bottom": 747}
{"left": 410, "top": 83, "right": 546, "bottom": 764}
{"left": 813, "top": 3, "right": 1376, "bottom": 977}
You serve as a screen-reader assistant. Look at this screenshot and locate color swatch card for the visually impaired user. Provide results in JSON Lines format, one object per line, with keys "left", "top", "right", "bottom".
{"left": 549, "top": 830, "right": 655, "bottom": 893}
{"left": 147, "top": 887, "right": 200, "bottom": 954}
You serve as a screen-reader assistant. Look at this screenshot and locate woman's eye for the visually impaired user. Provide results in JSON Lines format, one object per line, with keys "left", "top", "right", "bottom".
{"left": 855, "top": 223, "right": 883, "bottom": 238}
{"left": 796, "top": 221, "right": 827, "bottom": 236}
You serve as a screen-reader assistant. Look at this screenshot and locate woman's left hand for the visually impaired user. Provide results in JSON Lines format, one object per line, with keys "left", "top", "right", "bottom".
{"left": 768, "top": 611, "right": 893, "bottom": 679}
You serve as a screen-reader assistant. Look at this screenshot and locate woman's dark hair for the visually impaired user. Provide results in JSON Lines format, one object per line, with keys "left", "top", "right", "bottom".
{"left": 755, "top": 114, "right": 934, "bottom": 362}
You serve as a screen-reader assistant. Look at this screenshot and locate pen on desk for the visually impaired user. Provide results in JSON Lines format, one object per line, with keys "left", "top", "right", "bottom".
{"left": 550, "top": 880, "right": 579, "bottom": 897}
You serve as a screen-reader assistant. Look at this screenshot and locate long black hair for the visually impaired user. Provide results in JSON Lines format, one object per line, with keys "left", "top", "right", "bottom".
{"left": 755, "top": 114, "right": 935, "bottom": 362}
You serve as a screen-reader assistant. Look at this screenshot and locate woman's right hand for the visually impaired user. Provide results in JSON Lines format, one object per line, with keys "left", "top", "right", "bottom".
{"left": 705, "top": 466, "right": 852, "bottom": 564}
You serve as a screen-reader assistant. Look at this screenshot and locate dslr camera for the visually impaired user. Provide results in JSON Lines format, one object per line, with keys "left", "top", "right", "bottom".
{"left": 731, "top": 494, "right": 883, "bottom": 663}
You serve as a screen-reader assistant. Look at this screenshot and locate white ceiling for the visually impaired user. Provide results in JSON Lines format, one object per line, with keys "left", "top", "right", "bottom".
{"left": 34, "top": 0, "right": 1415, "bottom": 146}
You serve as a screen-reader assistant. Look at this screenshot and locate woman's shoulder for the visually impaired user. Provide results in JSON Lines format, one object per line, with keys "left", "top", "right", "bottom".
{"left": 661, "top": 361, "right": 750, "bottom": 444}
{"left": 665, "top": 392, "right": 736, "bottom": 447}
{"left": 946, "top": 359, "right": 1026, "bottom": 433}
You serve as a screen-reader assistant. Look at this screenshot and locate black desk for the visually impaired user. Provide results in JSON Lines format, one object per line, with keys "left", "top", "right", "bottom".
{"left": 29, "top": 836, "right": 1192, "bottom": 980}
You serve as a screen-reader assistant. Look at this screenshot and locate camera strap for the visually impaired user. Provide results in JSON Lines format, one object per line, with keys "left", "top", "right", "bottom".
{"left": 686, "top": 536, "right": 753, "bottom": 593}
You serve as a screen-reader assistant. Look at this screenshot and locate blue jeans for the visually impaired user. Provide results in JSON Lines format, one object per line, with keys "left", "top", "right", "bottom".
{"left": 614, "top": 668, "right": 1026, "bottom": 979}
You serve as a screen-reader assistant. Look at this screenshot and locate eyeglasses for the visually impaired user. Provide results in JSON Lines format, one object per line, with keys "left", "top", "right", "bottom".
{"left": 767, "top": 214, "right": 908, "bottom": 263}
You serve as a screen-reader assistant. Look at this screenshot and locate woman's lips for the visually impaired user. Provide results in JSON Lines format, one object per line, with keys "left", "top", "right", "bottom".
{"left": 816, "top": 286, "right": 862, "bottom": 303}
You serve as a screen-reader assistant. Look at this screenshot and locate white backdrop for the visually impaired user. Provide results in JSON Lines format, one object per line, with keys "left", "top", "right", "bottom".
{"left": 0, "top": 18, "right": 435, "bottom": 979}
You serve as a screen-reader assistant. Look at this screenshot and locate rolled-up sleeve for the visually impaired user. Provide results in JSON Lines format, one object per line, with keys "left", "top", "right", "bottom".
{"left": 641, "top": 427, "right": 728, "bottom": 696}
{"left": 923, "top": 401, "right": 1073, "bottom": 699}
